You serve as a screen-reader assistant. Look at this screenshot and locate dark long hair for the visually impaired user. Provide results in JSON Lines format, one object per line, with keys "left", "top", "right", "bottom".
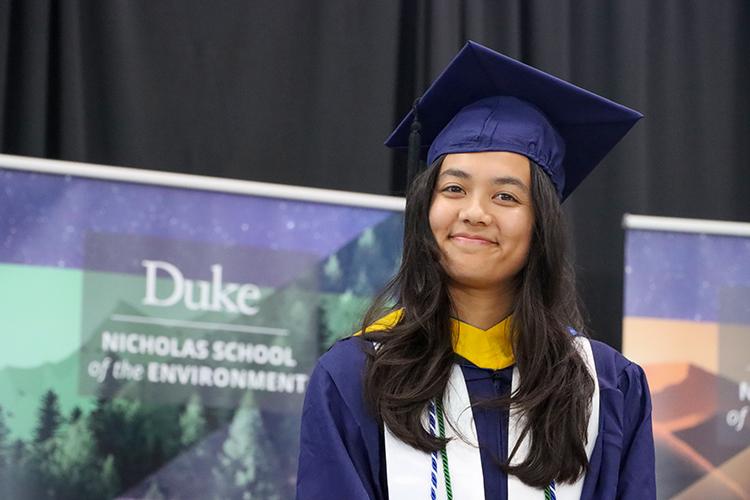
{"left": 361, "top": 158, "right": 594, "bottom": 488}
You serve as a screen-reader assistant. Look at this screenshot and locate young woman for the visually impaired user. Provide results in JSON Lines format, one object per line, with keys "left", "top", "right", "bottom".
{"left": 297, "top": 41, "right": 655, "bottom": 500}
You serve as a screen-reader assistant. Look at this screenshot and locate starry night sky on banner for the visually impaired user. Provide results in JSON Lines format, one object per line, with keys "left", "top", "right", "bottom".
{"left": 624, "top": 230, "right": 750, "bottom": 323}
{"left": 0, "top": 168, "right": 394, "bottom": 270}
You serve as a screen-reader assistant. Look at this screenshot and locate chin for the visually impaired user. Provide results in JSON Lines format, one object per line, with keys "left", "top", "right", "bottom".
{"left": 443, "top": 260, "right": 523, "bottom": 291}
{"left": 448, "top": 272, "right": 506, "bottom": 291}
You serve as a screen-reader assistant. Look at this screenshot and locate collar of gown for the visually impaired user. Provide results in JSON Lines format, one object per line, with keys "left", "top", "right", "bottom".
{"left": 359, "top": 309, "right": 515, "bottom": 370}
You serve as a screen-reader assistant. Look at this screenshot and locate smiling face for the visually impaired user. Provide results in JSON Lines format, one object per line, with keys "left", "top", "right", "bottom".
{"left": 428, "top": 151, "right": 535, "bottom": 294}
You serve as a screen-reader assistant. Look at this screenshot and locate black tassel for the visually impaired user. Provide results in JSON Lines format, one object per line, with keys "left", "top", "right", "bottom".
{"left": 406, "top": 98, "right": 422, "bottom": 189}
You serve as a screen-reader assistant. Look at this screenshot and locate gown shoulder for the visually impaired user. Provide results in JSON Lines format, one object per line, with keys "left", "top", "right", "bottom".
{"left": 585, "top": 338, "right": 656, "bottom": 499}
{"left": 297, "top": 336, "right": 384, "bottom": 500}
{"left": 589, "top": 338, "right": 646, "bottom": 388}
{"left": 318, "top": 336, "right": 370, "bottom": 377}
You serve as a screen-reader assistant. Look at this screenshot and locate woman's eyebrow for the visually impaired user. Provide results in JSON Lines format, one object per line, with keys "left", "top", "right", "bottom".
{"left": 439, "top": 168, "right": 470, "bottom": 179}
{"left": 493, "top": 176, "right": 529, "bottom": 192}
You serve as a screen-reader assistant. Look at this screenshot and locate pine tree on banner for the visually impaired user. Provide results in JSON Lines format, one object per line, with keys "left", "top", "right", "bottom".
{"left": 212, "top": 392, "right": 280, "bottom": 500}
{"left": 323, "top": 255, "right": 342, "bottom": 284}
{"left": 4, "top": 440, "right": 28, "bottom": 499}
{"left": 69, "top": 407, "right": 83, "bottom": 423}
{"left": 28, "top": 390, "right": 64, "bottom": 499}
{"left": 0, "top": 406, "right": 9, "bottom": 497}
{"left": 143, "top": 479, "right": 167, "bottom": 500}
{"left": 34, "top": 390, "right": 62, "bottom": 443}
{"left": 89, "top": 397, "right": 155, "bottom": 492}
{"left": 0, "top": 405, "right": 9, "bottom": 470}
{"left": 47, "top": 416, "right": 119, "bottom": 499}
{"left": 100, "top": 455, "right": 120, "bottom": 499}
{"left": 180, "top": 393, "right": 207, "bottom": 449}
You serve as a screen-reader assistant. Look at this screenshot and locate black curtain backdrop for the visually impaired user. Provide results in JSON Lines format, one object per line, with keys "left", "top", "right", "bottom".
{"left": 1, "top": 0, "right": 748, "bottom": 349}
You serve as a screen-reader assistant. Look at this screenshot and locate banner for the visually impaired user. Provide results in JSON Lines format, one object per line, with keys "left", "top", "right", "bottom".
{"left": 623, "top": 215, "right": 750, "bottom": 499}
{"left": 0, "top": 155, "right": 404, "bottom": 499}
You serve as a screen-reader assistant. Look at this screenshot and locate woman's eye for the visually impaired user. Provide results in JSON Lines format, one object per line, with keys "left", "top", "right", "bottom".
{"left": 495, "top": 192, "right": 518, "bottom": 202}
{"left": 442, "top": 185, "right": 465, "bottom": 194}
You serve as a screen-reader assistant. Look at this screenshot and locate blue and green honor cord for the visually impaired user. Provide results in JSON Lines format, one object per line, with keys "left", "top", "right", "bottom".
{"left": 428, "top": 399, "right": 556, "bottom": 499}
{"left": 428, "top": 400, "right": 453, "bottom": 500}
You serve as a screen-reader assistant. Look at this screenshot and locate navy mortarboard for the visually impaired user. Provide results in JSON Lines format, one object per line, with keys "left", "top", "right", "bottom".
{"left": 385, "top": 40, "right": 642, "bottom": 199}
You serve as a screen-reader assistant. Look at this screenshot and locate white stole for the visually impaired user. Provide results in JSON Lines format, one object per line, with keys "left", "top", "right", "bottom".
{"left": 385, "top": 337, "right": 599, "bottom": 499}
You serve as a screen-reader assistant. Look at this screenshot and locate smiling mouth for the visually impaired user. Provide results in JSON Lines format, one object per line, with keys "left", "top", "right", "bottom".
{"left": 450, "top": 234, "right": 496, "bottom": 245}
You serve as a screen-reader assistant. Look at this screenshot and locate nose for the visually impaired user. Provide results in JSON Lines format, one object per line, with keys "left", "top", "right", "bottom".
{"left": 459, "top": 196, "right": 492, "bottom": 225}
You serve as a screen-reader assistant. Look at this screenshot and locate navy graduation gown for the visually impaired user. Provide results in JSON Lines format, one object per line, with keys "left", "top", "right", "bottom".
{"left": 296, "top": 337, "right": 655, "bottom": 499}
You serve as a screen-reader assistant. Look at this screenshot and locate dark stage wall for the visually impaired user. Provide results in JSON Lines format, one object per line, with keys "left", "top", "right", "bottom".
{"left": 1, "top": 0, "right": 748, "bottom": 349}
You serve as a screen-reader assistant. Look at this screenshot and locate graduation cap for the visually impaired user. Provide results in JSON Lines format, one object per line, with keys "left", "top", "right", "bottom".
{"left": 385, "top": 41, "right": 643, "bottom": 200}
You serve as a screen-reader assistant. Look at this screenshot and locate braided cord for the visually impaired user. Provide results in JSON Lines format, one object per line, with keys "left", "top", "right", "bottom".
{"left": 435, "top": 400, "right": 453, "bottom": 500}
{"left": 431, "top": 396, "right": 556, "bottom": 500}
{"left": 428, "top": 401, "right": 438, "bottom": 500}
{"left": 544, "top": 480, "right": 556, "bottom": 500}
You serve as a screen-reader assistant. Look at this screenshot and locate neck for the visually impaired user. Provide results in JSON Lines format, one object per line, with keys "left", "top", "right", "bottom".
{"left": 448, "top": 282, "right": 515, "bottom": 330}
